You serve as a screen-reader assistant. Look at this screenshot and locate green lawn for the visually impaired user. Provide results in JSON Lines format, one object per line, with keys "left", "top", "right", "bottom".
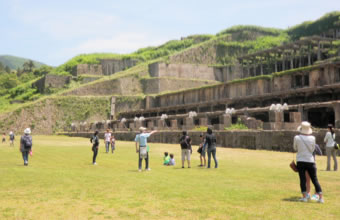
{"left": 0, "top": 135, "right": 339, "bottom": 220}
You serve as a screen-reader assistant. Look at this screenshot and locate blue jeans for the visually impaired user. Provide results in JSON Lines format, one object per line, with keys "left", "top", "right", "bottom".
{"left": 138, "top": 151, "right": 149, "bottom": 170}
{"left": 207, "top": 148, "right": 218, "bottom": 168}
{"left": 105, "top": 141, "right": 110, "bottom": 153}
{"left": 22, "top": 151, "right": 29, "bottom": 163}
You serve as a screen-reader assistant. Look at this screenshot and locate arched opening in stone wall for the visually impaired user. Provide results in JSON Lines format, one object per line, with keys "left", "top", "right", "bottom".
{"left": 307, "top": 107, "right": 334, "bottom": 128}
{"left": 209, "top": 117, "right": 220, "bottom": 125}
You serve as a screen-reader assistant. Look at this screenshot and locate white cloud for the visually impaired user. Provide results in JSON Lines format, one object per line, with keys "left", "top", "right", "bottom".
{"left": 62, "top": 32, "right": 167, "bottom": 55}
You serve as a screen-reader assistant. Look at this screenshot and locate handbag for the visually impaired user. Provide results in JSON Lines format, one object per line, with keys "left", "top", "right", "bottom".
{"left": 290, "top": 160, "right": 298, "bottom": 172}
{"left": 330, "top": 133, "right": 339, "bottom": 150}
{"left": 289, "top": 150, "right": 298, "bottom": 172}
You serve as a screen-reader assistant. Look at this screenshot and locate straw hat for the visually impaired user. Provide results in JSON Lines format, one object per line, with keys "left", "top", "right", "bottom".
{"left": 24, "top": 128, "right": 31, "bottom": 134}
{"left": 297, "top": 121, "right": 312, "bottom": 135}
{"left": 139, "top": 127, "right": 146, "bottom": 132}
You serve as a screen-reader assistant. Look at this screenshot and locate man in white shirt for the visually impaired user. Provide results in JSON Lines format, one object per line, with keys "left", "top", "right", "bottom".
{"left": 104, "top": 129, "right": 111, "bottom": 153}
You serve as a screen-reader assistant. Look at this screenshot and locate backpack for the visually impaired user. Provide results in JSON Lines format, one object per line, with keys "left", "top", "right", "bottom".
{"left": 22, "top": 135, "right": 32, "bottom": 149}
{"left": 180, "top": 136, "right": 190, "bottom": 149}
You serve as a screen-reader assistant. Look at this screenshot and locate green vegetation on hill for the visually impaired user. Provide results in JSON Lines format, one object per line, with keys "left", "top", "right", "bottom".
{"left": 288, "top": 11, "right": 340, "bottom": 40}
{"left": 55, "top": 35, "right": 213, "bottom": 75}
{"left": 217, "top": 25, "right": 283, "bottom": 37}
{"left": 0, "top": 55, "right": 45, "bottom": 70}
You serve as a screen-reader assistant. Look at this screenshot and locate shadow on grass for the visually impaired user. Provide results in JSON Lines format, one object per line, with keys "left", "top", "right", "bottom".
{"left": 282, "top": 196, "right": 301, "bottom": 202}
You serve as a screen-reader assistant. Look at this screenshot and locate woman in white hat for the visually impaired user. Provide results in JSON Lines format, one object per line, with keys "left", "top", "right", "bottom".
{"left": 20, "top": 128, "right": 33, "bottom": 166}
{"left": 293, "top": 122, "right": 323, "bottom": 203}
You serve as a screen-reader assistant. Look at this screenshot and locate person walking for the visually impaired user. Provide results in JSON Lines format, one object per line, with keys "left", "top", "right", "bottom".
{"left": 180, "top": 131, "right": 192, "bottom": 168}
{"left": 204, "top": 128, "right": 218, "bottom": 168}
{"left": 90, "top": 131, "right": 99, "bottom": 165}
{"left": 111, "top": 135, "right": 116, "bottom": 154}
{"left": 9, "top": 131, "right": 15, "bottom": 147}
{"left": 104, "top": 129, "right": 111, "bottom": 153}
{"left": 20, "top": 128, "right": 32, "bottom": 166}
{"left": 324, "top": 124, "right": 338, "bottom": 171}
{"left": 135, "top": 127, "right": 157, "bottom": 172}
{"left": 293, "top": 121, "right": 323, "bottom": 203}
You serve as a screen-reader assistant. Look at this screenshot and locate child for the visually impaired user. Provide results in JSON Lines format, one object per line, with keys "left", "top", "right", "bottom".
{"left": 111, "top": 135, "right": 116, "bottom": 154}
{"left": 168, "top": 154, "right": 175, "bottom": 166}
{"left": 198, "top": 133, "right": 206, "bottom": 167}
{"left": 90, "top": 131, "right": 99, "bottom": 165}
{"left": 163, "top": 152, "right": 170, "bottom": 165}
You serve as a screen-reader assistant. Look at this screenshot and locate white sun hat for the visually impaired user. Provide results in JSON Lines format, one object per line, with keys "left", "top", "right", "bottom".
{"left": 297, "top": 121, "right": 312, "bottom": 135}
{"left": 24, "top": 128, "right": 31, "bottom": 134}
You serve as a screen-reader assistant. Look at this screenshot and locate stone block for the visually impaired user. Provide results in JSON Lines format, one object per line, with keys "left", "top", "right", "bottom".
{"left": 170, "top": 120, "right": 178, "bottom": 130}
{"left": 147, "top": 121, "right": 154, "bottom": 130}
{"left": 220, "top": 114, "right": 232, "bottom": 127}
{"left": 289, "top": 112, "right": 302, "bottom": 123}
{"left": 269, "top": 111, "right": 284, "bottom": 122}
{"left": 199, "top": 118, "right": 208, "bottom": 126}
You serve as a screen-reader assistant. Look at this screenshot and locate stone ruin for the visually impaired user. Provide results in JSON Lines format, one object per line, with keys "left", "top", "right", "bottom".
{"left": 65, "top": 29, "right": 340, "bottom": 151}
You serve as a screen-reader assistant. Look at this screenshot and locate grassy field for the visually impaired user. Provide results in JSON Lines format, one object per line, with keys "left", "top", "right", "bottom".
{"left": 0, "top": 136, "right": 339, "bottom": 220}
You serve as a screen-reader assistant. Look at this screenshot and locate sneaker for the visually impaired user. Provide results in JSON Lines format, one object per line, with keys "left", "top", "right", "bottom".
{"left": 93, "top": 162, "right": 97, "bottom": 165}
{"left": 138, "top": 169, "right": 142, "bottom": 172}
{"left": 146, "top": 168, "right": 151, "bottom": 171}
{"left": 188, "top": 166, "right": 191, "bottom": 168}
{"left": 299, "top": 197, "right": 308, "bottom": 202}
{"left": 182, "top": 166, "right": 184, "bottom": 168}
{"left": 198, "top": 165, "right": 203, "bottom": 167}
{"left": 318, "top": 198, "right": 324, "bottom": 204}
{"left": 311, "top": 194, "right": 319, "bottom": 201}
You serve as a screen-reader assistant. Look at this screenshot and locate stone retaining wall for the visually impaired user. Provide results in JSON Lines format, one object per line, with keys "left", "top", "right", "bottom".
{"left": 61, "top": 130, "right": 340, "bottom": 154}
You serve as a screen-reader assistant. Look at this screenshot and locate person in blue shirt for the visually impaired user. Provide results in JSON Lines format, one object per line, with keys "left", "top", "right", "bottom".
{"left": 135, "top": 127, "right": 158, "bottom": 172}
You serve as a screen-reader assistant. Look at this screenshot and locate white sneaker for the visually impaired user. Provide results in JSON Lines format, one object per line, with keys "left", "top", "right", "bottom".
{"left": 138, "top": 169, "right": 142, "bottom": 172}
{"left": 93, "top": 162, "right": 97, "bottom": 165}
{"left": 311, "top": 194, "right": 319, "bottom": 201}
{"left": 299, "top": 197, "right": 308, "bottom": 202}
{"left": 146, "top": 168, "right": 151, "bottom": 171}
{"left": 318, "top": 198, "right": 324, "bottom": 204}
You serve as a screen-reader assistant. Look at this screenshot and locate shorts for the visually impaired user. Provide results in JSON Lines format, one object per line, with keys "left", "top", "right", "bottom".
{"left": 181, "top": 149, "right": 191, "bottom": 161}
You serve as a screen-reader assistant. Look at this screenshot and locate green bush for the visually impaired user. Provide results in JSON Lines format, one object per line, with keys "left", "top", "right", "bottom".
{"left": 225, "top": 118, "right": 248, "bottom": 130}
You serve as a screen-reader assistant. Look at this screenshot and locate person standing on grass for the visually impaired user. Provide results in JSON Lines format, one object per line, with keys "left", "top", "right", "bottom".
{"left": 20, "top": 128, "right": 32, "bottom": 166}
{"left": 135, "top": 127, "right": 157, "bottom": 172}
{"left": 324, "top": 124, "right": 338, "bottom": 171}
{"left": 198, "top": 133, "right": 206, "bottom": 167}
{"left": 179, "top": 131, "right": 192, "bottom": 168}
{"left": 305, "top": 144, "right": 322, "bottom": 201}
{"left": 90, "top": 131, "right": 99, "bottom": 165}
{"left": 204, "top": 128, "right": 218, "bottom": 169}
{"left": 293, "top": 121, "right": 323, "bottom": 203}
{"left": 111, "top": 135, "right": 116, "bottom": 154}
{"left": 9, "top": 131, "right": 15, "bottom": 147}
{"left": 104, "top": 129, "right": 111, "bottom": 153}
{"left": 2, "top": 133, "right": 5, "bottom": 143}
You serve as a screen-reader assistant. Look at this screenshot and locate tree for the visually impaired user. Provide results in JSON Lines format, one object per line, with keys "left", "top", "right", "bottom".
{"left": 23, "top": 60, "right": 35, "bottom": 73}
{"left": 0, "top": 62, "right": 4, "bottom": 72}
{"left": 5, "top": 66, "right": 11, "bottom": 73}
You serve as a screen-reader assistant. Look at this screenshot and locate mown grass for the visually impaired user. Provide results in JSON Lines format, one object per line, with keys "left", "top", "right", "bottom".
{"left": 0, "top": 135, "right": 339, "bottom": 220}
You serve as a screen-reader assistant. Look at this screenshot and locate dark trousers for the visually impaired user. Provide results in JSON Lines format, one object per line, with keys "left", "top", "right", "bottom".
{"left": 22, "top": 151, "right": 29, "bottom": 162}
{"left": 139, "top": 151, "right": 149, "bottom": 170}
{"left": 207, "top": 148, "right": 218, "bottom": 168}
{"left": 92, "top": 146, "right": 98, "bottom": 163}
{"left": 297, "top": 161, "right": 322, "bottom": 194}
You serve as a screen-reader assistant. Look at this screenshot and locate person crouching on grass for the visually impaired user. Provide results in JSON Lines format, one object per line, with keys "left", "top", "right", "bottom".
{"left": 90, "top": 131, "right": 99, "bottom": 165}
{"left": 135, "top": 127, "right": 157, "bottom": 172}
{"left": 168, "top": 154, "right": 175, "bottom": 166}
{"left": 163, "top": 152, "right": 170, "bottom": 165}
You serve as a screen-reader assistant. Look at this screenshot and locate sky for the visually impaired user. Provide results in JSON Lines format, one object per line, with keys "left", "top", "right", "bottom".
{"left": 0, "top": 0, "right": 339, "bottom": 66}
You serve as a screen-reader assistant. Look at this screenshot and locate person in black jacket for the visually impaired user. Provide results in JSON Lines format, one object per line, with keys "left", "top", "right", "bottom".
{"left": 204, "top": 128, "right": 218, "bottom": 168}
{"left": 90, "top": 131, "right": 99, "bottom": 165}
{"left": 180, "top": 131, "right": 192, "bottom": 168}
